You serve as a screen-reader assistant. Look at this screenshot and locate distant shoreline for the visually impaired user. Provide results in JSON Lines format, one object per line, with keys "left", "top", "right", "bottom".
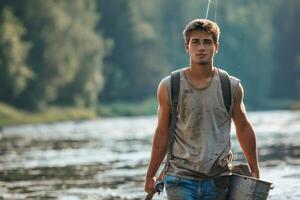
{"left": 0, "top": 102, "right": 96, "bottom": 127}
{"left": 1, "top": 99, "right": 299, "bottom": 127}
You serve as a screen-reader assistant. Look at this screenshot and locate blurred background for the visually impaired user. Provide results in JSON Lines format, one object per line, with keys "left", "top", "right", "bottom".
{"left": 0, "top": 0, "right": 299, "bottom": 199}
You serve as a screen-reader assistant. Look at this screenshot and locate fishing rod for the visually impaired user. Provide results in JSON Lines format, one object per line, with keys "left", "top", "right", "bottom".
{"left": 206, "top": 0, "right": 218, "bottom": 22}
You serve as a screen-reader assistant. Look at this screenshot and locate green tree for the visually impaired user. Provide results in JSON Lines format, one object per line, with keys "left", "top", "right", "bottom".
{"left": 271, "top": 0, "right": 300, "bottom": 100}
{"left": 97, "top": 0, "right": 167, "bottom": 102}
{"left": 16, "top": 0, "right": 109, "bottom": 109}
{"left": 159, "top": 0, "right": 188, "bottom": 68}
{"left": 215, "top": 0, "right": 276, "bottom": 108}
{"left": 0, "top": 7, "right": 33, "bottom": 103}
{"left": 54, "top": 0, "right": 111, "bottom": 107}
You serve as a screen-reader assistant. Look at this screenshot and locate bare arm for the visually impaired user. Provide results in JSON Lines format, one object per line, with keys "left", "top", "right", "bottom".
{"left": 144, "top": 82, "right": 170, "bottom": 193}
{"left": 232, "top": 83, "right": 260, "bottom": 178}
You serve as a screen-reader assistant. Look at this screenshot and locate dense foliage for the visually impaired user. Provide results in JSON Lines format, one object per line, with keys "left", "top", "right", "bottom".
{"left": 0, "top": 0, "right": 299, "bottom": 111}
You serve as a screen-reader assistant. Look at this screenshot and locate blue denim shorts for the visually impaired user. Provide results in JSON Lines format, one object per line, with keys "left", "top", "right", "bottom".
{"left": 163, "top": 175, "right": 229, "bottom": 200}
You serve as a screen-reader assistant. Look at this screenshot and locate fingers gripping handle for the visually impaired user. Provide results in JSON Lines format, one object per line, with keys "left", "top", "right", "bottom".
{"left": 145, "top": 179, "right": 164, "bottom": 200}
{"left": 144, "top": 192, "right": 155, "bottom": 200}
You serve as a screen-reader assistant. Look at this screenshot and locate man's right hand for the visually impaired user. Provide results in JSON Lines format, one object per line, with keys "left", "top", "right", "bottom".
{"left": 251, "top": 168, "right": 260, "bottom": 179}
{"left": 144, "top": 177, "right": 155, "bottom": 194}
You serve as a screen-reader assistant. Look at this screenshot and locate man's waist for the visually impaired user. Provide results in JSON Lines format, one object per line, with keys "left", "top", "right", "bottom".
{"left": 166, "top": 156, "right": 232, "bottom": 180}
{"left": 166, "top": 168, "right": 231, "bottom": 181}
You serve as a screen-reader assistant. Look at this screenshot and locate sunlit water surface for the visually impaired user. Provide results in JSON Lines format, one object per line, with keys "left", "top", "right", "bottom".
{"left": 0, "top": 110, "right": 300, "bottom": 199}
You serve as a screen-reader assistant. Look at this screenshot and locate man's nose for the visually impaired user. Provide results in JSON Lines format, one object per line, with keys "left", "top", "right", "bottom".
{"left": 198, "top": 42, "right": 206, "bottom": 50}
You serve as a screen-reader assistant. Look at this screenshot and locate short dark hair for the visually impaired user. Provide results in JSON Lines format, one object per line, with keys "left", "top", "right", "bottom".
{"left": 183, "top": 19, "right": 220, "bottom": 44}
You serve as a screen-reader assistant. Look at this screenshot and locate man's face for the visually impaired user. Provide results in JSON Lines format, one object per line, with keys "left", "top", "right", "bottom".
{"left": 185, "top": 31, "right": 219, "bottom": 65}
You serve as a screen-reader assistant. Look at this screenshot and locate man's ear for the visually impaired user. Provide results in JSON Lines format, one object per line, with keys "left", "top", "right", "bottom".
{"left": 214, "top": 42, "right": 219, "bottom": 54}
{"left": 184, "top": 42, "right": 189, "bottom": 54}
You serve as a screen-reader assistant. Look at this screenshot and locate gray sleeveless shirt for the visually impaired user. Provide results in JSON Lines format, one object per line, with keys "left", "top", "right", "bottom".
{"left": 161, "top": 68, "right": 240, "bottom": 180}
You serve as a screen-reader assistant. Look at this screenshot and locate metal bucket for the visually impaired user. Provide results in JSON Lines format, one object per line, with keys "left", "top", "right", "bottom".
{"left": 228, "top": 173, "right": 274, "bottom": 200}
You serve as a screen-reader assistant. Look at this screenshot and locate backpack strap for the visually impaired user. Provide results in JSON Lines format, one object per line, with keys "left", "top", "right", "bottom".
{"left": 171, "top": 71, "right": 180, "bottom": 111}
{"left": 218, "top": 69, "right": 232, "bottom": 114}
{"left": 161, "top": 70, "right": 180, "bottom": 176}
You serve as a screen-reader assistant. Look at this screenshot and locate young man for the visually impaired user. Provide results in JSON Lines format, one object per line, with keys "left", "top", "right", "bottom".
{"left": 144, "top": 19, "right": 260, "bottom": 199}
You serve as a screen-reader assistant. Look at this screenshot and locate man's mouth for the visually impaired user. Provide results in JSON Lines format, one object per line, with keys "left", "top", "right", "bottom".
{"left": 196, "top": 54, "right": 207, "bottom": 57}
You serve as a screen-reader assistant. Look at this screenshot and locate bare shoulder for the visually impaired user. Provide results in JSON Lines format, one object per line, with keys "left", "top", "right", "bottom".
{"left": 157, "top": 81, "right": 170, "bottom": 107}
{"left": 156, "top": 80, "right": 171, "bottom": 131}
{"left": 234, "top": 82, "right": 244, "bottom": 104}
{"left": 232, "top": 82, "right": 246, "bottom": 121}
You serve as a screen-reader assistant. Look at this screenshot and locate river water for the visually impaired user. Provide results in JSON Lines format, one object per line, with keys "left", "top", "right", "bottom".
{"left": 0, "top": 110, "right": 299, "bottom": 199}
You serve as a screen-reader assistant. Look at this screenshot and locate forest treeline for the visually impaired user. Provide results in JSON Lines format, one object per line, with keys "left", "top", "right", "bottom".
{"left": 0, "top": 0, "right": 299, "bottom": 111}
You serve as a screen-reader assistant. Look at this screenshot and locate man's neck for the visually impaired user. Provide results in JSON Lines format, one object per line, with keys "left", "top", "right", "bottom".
{"left": 188, "top": 62, "right": 215, "bottom": 80}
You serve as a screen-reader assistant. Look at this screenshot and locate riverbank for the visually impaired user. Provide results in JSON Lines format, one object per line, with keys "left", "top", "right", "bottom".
{"left": 0, "top": 99, "right": 157, "bottom": 127}
{"left": 96, "top": 98, "right": 157, "bottom": 117}
{"left": 0, "top": 102, "right": 97, "bottom": 127}
{"left": 2, "top": 98, "right": 299, "bottom": 127}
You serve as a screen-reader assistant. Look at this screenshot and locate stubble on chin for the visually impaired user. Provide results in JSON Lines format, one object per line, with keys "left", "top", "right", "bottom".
{"left": 195, "top": 59, "right": 211, "bottom": 65}
{"left": 198, "top": 60, "right": 210, "bottom": 65}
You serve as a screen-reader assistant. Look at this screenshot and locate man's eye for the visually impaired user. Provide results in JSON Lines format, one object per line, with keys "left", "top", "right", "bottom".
{"left": 203, "top": 41, "right": 213, "bottom": 45}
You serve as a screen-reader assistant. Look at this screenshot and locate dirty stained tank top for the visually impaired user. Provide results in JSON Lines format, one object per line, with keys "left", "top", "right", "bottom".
{"left": 161, "top": 68, "right": 240, "bottom": 180}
